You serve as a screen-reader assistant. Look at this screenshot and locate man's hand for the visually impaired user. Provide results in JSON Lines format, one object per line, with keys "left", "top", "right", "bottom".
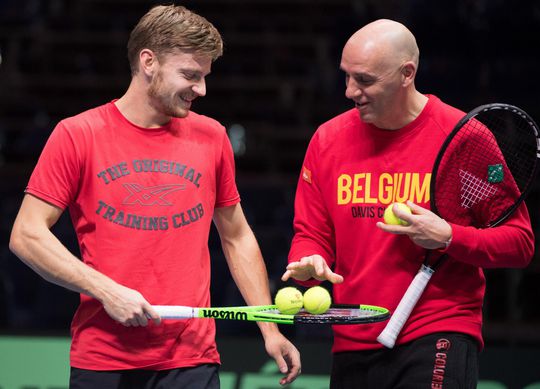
{"left": 281, "top": 254, "right": 344, "bottom": 284}
{"left": 101, "top": 283, "right": 161, "bottom": 327}
{"left": 376, "top": 201, "right": 452, "bottom": 249}
{"left": 263, "top": 329, "right": 302, "bottom": 385}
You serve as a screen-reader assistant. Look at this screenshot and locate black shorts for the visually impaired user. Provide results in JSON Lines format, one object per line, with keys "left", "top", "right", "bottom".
{"left": 331, "top": 332, "right": 479, "bottom": 389}
{"left": 70, "top": 364, "right": 220, "bottom": 389}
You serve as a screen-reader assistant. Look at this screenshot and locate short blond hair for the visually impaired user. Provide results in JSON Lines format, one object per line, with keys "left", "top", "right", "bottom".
{"left": 127, "top": 5, "right": 223, "bottom": 75}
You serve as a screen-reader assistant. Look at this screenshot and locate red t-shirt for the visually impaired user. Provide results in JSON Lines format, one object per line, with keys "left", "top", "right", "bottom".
{"left": 26, "top": 102, "right": 240, "bottom": 370}
{"left": 289, "top": 95, "right": 534, "bottom": 352}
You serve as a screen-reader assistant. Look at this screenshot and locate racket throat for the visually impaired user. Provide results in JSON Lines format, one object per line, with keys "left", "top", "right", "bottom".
{"left": 419, "top": 264, "right": 435, "bottom": 275}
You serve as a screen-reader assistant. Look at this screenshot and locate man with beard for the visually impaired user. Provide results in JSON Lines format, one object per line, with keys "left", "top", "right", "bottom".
{"left": 9, "top": 5, "right": 300, "bottom": 388}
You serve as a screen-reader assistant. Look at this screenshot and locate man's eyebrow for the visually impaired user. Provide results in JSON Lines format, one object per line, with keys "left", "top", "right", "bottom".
{"left": 343, "top": 70, "right": 373, "bottom": 79}
{"left": 179, "top": 68, "right": 212, "bottom": 77}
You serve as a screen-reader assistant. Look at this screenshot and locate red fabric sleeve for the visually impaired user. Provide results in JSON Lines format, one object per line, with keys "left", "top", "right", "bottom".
{"left": 25, "top": 121, "right": 82, "bottom": 209}
{"left": 215, "top": 128, "right": 240, "bottom": 208}
{"left": 446, "top": 202, "right": 534, "bottom": 268}
{"left": 288, "top": 132, "right": 336, "bottom": 268}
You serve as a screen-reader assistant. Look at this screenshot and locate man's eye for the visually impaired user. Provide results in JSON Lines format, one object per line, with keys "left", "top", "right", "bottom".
{"left": 182, "top": 72, "right": 200, "bottom": 81}
{"left": 355, "top": 77, "right": 374, "bottom": 86}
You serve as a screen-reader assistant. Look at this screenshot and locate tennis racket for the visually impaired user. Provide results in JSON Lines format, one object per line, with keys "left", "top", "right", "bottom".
{"left": 153, "top": 304, "right": 389, "bottom": 325}
{"left": 377, "top": 103, "right": 539, "bottom": 348}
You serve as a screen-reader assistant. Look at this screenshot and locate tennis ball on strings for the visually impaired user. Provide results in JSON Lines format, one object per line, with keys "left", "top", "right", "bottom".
{"left": 303, "top": 286, "right": 332, "bottom": 315}
{"left": 275, "top": 287, "right": 303, "bottom": 315}
{"left": 383, "top": 202, "right": 412, "bottom": 226}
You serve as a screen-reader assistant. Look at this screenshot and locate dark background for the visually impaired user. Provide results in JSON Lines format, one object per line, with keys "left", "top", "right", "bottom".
{"left": 0, "top": 0, "right": 539, "bottom": 351}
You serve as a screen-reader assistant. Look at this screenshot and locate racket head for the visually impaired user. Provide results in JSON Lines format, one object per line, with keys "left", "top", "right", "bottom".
{"left": 431, "top": 103, "right": 539, "bottom": 227}
{"left": 292, "top": 304, "right": 390, "bottom": 324}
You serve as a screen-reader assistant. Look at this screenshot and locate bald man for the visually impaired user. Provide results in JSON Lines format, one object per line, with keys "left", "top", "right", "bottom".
{"left": 282, "top": 19, "right": 533, "bottom": 388}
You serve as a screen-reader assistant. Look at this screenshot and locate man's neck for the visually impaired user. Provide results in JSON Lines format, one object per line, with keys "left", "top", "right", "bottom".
{"left": 115, "top": 80, "right": 171, "bottom": 128}
{"left": 378, "top": 91, "right": 428, "bottom": 130}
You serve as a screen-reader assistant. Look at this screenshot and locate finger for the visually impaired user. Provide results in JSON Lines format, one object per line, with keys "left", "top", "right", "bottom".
{"left": 280, "top": 370, "right": 297, "bottom": 386}
{"left": 327, "top": 271, "right": 344, "bottom": 284}
{"left": 313, "top": 258, "right": 325, "bottom": 277}
{"left": 376, "top": 221, "right": 408, "bottom": 234}
{"left": 281, "top": 270, "right": 291, "bottom": 282}
{"left": 132, "top": 310, "right": 148, "bottom": 326}
{"left": 279, "top": 365, "right": 294, "bottom": 386}
{"left": 136, "top": 313, "right": 149, "bottom": 327}
{"left": 286, "top": 261, "right": 306, "bottom": 270}
{"left": 144, "top": 305, "right": 162, "bottom": 325}
{"left": 123, "top": 318, "right": 137, "bottom": 327}
{"left": 286, "top": 261, "right": 308, "bottom": 271}
{"left": 133, "top": 315, "right": 144, "bottom": 326}
{"left": 406, "top": 200, "right": 427, "bottom": 214}
{"left": 300, "top": 256, "right": 313, "bottom": 266}
{"left": 280, "top": 352, "right": 301, "bottom": 385}
{"left": 273, "top": 354, "right": 288, "bottom": 375}
{"left": 392, "top": 204, "right": 414, "bottom": 224}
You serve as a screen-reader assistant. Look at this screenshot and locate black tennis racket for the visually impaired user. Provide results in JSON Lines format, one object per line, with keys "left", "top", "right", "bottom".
{"left": 153, "top": 303, "right": 389, "bottom": 325}
{"left": 378, "top": 103, "right": 539, "bottom": 348}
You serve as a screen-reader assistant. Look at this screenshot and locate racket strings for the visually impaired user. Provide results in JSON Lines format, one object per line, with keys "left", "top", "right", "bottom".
{"left": 458, "top": 169, "right": 499, "bottom": 208}
{"left": 295, "top": 307, "right": 389, "bottom": 324}
{"left": 435, "top": 107, "right": 538, "bottom": 227}
{"left": 485, "top": 111, "right": 537, "bottom": 188}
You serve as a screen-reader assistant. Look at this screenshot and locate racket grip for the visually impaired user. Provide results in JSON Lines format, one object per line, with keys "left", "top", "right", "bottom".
{"left": 377, "top": 265, "right": 434, "bottom": 349}
{"left": 153, "top": 305, "right": 197, "bottom": 319}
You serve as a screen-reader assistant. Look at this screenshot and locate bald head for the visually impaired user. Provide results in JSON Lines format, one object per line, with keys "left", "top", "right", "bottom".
{"left": 345, "top": 19, "right": 419, "bottom": 69}
{"left": 340, "top": 19, "right": 427, "bottom": 129}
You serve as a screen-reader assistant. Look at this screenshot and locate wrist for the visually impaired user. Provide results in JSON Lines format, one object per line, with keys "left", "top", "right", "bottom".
{"left": 258, "top": 321, "right": 280, "bottom": 338}
{"left": 443, "top": 235, "right": 452, "bottom": 249}
{"left": 440, "top": 223, "right": 453, "bottom": 251}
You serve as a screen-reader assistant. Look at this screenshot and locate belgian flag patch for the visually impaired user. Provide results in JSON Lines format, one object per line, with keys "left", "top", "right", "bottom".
{"left": 487, "top": 164, "right": 503, "bottom": 183}
{"left": 302, "top": 166, "right": 312, "bottom": 184}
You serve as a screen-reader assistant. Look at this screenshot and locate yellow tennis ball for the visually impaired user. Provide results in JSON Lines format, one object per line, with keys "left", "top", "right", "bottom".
{"left": 303, "top": 286, "right": 332, "bottom": 315}
{"left": 383, "top": 202, "right": 412, "bottom": 226}
{"left": 274, "top": 287, "right": 303, "bottom": 315}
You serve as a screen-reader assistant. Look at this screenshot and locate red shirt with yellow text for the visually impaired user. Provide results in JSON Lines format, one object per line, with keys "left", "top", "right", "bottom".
{"left": 289, "top": 95, "right": 534, "bottom": 351}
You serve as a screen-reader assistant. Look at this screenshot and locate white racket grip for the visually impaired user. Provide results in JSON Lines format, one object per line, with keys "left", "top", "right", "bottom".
{"left": 153, "top": 305, "right": 199, "bottom": 319}
{"left": 377, "top": 265, "right": 434, "bottom": 349}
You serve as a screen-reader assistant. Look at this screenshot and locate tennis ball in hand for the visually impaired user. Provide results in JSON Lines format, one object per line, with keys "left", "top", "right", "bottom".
{"left": 303, "top": 286, "right": 332, "bottom": 315}
{"left": 383, "top": 202, "right": 412, "bottom": 226}
{"left": 275, "top": 287, "right": 303, "bottom": 314}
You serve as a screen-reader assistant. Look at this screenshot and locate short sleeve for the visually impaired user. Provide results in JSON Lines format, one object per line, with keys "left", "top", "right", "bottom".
{"left": 214, "top": 130, "right": 240, "bottom": 208}
{"left": 25, "top": 121, "right": 82, "bottom": 209}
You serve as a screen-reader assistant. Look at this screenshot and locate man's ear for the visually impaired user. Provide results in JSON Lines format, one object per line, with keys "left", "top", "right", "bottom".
{"left": 139, "top": 49, "right": 157, "bottom": 77}
{"left": 401, "top": 61, "right": 416, "bottom": 86}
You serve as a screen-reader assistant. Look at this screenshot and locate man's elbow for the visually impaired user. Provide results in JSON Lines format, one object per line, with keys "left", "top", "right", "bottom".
{"left": 521, "top": 237, "right": 536, "bottom": 268}
{"left": 9, "top": 224, "right": 26, "bottom": 259}
{"left": 512, "top": 232, "right": 536, "bottom": 269}
{"left": 9, "top": 220, "right": 38, "bottom": 260}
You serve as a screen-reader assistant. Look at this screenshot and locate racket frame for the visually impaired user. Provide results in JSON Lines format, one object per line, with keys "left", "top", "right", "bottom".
{"left": 377, "top": 103, "right": 540, "bottom": 349}
{"left": 431, "top": 103, "right": 540, "bottom": 228}
{"left": 153, "top": 303, "right": 390, "bottom": 325}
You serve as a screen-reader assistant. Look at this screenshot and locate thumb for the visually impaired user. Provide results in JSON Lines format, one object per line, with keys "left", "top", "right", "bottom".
{"left": 274, "top": 355, "right": 288, "bottom": 374}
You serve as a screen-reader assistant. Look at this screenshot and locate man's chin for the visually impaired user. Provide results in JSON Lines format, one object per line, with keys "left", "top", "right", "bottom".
{"left": 173, "top": 110, "right": 190, "bottom": 118}
{"left": 356, "top": 108, "right": 372, "bottom": 122}
{"left": 167, "top": 106, "right": 190, "bottom": 118}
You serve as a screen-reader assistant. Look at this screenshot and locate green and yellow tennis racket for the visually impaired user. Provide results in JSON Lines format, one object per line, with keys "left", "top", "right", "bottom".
{"left": 153, "top": 304, "right": 389, "bottom": 325}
